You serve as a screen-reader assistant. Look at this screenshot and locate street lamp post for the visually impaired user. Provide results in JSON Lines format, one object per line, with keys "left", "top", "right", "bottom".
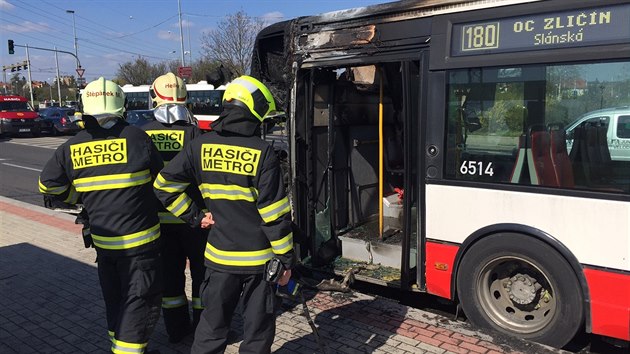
{"left": 47, "top": 78, "right": 53, "bottom": 101}
{"left": 66, "top": 10, "right": 79, "bottom": 69}
{"left": 178, "top": 0, "right": 185, "bottom": 67}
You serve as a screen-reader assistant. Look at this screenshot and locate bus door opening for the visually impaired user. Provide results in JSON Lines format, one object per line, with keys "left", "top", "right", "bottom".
{"left": 306, "top": 62, "right": 419, "bottom": 286}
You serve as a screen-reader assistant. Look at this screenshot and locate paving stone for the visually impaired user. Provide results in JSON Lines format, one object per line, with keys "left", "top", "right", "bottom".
{"left": 0, "top": 196, "right": 571, "bottom": 354}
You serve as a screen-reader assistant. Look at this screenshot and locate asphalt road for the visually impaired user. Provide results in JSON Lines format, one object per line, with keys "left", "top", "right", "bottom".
{"left": 0, "top": 136, "right": 65, "bottom": 206}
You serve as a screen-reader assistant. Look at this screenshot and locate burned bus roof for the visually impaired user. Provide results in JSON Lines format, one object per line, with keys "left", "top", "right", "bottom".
{"left": 292, "top": 0, "right": 539, "bottom": 31}
{"left": 287, "top": 0, "right": 541, "bottom": 64}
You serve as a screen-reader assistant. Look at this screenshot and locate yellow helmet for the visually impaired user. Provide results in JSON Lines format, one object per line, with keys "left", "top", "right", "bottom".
{"left": 222, "top": 75, "right": 276, "bottom": 122}
{"left": 151, "top": 72, "right": 187, "bottom": 108}
{"left": 81, "top": 77, "right": 125, "bottom": 118}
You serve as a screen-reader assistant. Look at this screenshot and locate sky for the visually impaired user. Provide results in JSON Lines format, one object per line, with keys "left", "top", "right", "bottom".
{"left": 0, "top": 0, "right": 386, "bottom": 83}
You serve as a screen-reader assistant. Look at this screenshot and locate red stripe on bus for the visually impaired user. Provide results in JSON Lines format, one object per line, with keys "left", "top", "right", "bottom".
{"left": 425, "top": 241, "right": 459, "bottom": 299}
{"left": 583, "top": 268, "right": 630, "bottom": 341}
{"left": 197, "top": 120, "right": 212, "bottom": 131}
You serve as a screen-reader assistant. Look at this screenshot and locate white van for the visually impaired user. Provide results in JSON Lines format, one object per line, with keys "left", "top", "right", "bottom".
{"left": 566, "top": 106, "right": 630, "bottom": 162}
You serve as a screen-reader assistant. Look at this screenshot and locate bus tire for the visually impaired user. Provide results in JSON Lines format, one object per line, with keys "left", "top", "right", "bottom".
{"left": 456, "top": 233, "right": 583, "bottom": 348}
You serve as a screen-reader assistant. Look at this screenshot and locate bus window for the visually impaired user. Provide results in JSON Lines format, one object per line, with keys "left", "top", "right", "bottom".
{"left": 445, "top": 60, "right": 630, "bottom": 193}
{"left": 188, "top": 90, "right": 224, "bottom": 116}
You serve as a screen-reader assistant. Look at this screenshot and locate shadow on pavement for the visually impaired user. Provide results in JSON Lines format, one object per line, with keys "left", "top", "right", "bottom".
{"left": 0, "top": 243, "right": 193, "bottom": 354}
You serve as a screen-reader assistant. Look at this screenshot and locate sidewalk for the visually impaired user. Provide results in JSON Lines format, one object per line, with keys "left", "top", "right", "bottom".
{"left": 0, "top": 196, "right": 568, "bottom": 354}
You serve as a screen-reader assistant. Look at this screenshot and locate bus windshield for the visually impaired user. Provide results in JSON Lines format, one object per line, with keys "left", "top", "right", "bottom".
{"left": 188, "top": 89, "right": 224, "bottom": 116}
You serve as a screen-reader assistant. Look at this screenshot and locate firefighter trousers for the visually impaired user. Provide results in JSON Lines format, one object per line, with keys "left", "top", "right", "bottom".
{"left": 160, "top": 223, "right": 207, "bottom": 341}
{"left": 97, "top": 250, "right": 163, "bottom": 353}
{"left": 191, "top": 270, "right": 277, "bottom": 354}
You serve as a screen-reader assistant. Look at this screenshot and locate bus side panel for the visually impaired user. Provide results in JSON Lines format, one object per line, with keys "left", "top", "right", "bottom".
{"left": 197, "top": 120, "right": 212, "bottom": 131}
{"left": 425, "top": 241, "right": 459, "bottom": 299}
{"left": 583, "top": 268, "right": 630, "bottom": 341}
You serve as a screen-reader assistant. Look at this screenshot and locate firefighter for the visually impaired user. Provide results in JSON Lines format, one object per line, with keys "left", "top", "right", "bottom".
{"left": 153, "top": 75, "right": 295, "bottom": 354}
{"left": 39, "top": 77, "right": 164, "bottom": 354}
{"left": 143, "top": 72, "right": 206, "bottom": 343}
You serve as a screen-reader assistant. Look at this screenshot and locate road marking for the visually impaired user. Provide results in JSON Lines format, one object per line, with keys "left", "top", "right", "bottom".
{"left": 2, "top": 163, "right": 42, "bottom": 172}
{"left": 4, "top": 137, "right": 67, "bottom": 150}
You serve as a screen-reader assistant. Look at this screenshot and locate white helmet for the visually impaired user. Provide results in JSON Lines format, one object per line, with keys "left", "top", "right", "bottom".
{"left": 81, "top": 77, "right": 125, "bottom": 128}
{"left": 151, "top": 73, "right": 193, "bottom": 124}
{"left": 151, "top": 73, "right": 187, "bottom": 108}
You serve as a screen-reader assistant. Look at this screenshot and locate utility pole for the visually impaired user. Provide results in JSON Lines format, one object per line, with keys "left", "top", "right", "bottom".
{"left": 54, "top": 47, "right": 62, "bottom": 104}
{"left": 25, "top": 45, "right": 34, "bottom": 107}
{"left": 66, "top": 10, "right": 80, "bottom": 69}
{"left": 178, "top": 0, "right": 185, "bottom": 67}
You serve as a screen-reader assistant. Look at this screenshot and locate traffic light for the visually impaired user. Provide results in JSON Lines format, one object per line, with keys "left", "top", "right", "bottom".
{"left": 23, "top": 63, "right": 27, "bottom": 70}
{"left": 11, "top": 67, "right": 15, "bottom": 72}
{"left": 8, "top": 39, "right": 14, "bottom": 55}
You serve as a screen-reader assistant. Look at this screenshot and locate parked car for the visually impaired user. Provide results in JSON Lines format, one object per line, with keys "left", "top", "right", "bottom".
{"left": 38, "top": 107, "right": 81, "bottom": 136}
{"left": 0, "top": 95, "right": 41, "bottom": 137}
{"left": 125, "top": 109, "right": 155, "bottom": 127}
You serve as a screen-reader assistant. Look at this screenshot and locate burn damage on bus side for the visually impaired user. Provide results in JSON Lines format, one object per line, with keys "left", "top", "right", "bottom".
{"left": 251, "top": 0, "right": 445, "bottom": 288}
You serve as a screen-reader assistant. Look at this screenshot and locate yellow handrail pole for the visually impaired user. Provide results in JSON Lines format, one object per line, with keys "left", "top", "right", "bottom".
{"left": 379, "top": 68, "right": 384, "bottom": 239}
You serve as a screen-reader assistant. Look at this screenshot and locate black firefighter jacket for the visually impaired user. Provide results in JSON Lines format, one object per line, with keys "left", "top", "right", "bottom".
{"left": 142, "top": 120, "right": 204, "bottom": 224}
{"left": 39, "top": 120, "right": 164, "bottom": 257}
{"left": 153, "top": 106, "right": 296, "bottom": 274}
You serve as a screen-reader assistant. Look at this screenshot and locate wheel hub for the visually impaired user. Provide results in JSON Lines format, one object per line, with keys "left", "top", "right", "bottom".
{"left": 504, "top": 273, "right": 541, "bottom": 305}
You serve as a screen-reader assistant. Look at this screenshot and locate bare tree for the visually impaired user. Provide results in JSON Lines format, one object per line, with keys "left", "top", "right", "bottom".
{"left": 115, "top": 57, "right": 169, "bottom": 86}
{"left": 200, "top": 10, "right": 265, "bottom": 76}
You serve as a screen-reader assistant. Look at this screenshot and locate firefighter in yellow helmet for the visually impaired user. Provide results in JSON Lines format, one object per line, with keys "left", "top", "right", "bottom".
{"left": 143, "top": 72, "right": 206, "bottom": 343}
{"left": 154, "top": 75, "right": 295, "bottom": 353}
{"left": 39, "top": 77, "right": 164, "bottom": 353}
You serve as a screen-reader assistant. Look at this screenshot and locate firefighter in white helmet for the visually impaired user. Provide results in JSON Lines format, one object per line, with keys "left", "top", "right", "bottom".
{"left": 142, "top": 72, "right": 206, "bottom": 343}
{"left": 154, "top": 75, "right": 295, "bottom": 353}
{"left": 39, "top": 77, "right": 164, "bottom": 353}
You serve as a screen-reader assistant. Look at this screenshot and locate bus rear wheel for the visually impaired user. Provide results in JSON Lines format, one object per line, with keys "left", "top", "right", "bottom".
{"left": 456, "top": 233, "right": 583, "bottom": 348}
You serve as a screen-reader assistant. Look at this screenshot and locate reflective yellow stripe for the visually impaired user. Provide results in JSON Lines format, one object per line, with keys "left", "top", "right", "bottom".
{"left": 199, "top": 183, "right": 258, "bottom": 202}
{"left": 192, "top": 297, "right": 203, "bottom": 310}
{"left": 63, "top": 185, "right": 80, "bottom": 204}
{"left": 204, "top": 243, "right": 273, "bottom": 266}
{"left": 153, "top": 173, "right": 189, "bottom": 193}
{"left": 166, "top": 193, "right": 193, "bottom": 217}
{"left": 158, "top": 212, "right": 185, "bottom": 224}
{"left": 162, "top": 295, "right": 187, "bottom": 309}
{"left": 38, "top": 178, "right": 68, "bottom": 195}
{"left": 111, "top": 338, "right": 147, "bottom": 354}
{"left": 108, "top": 330, "right": 115, "bottom": 342}
{"left": 91, "top": 223, "right": 160, "bottom": 250}
{"left": 74, "top": 170, "right": 151, "bottom": 192}
{"left": 258, "top": 197, "right": 290, "bottom": 223}
{"left": 270, "top": 232, "right": 293, "bottom": 255}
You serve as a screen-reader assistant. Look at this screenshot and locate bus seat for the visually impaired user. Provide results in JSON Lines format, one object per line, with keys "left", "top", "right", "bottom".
{"left": 586, "top": 123, "right": 613, "bottom": 184}
{"left": 384, "top": 124, "right": 404, "bottom": 175}
{"left": 510, "top": 134, "right": 527, "bottom": 183}
{"left": 570, "top": 122, "right": 614, "bottom": 187}
{"left": 549, "top": 128, "right": 574, "bottom": 188}
{"left": 527, "top": 130, "right": 557, "bottom": 186}
{"left": 348, "top": 125, "right": 380, "bottom": 225}
{"left": 569, "top": 124, "right": 589, "bottom": 185}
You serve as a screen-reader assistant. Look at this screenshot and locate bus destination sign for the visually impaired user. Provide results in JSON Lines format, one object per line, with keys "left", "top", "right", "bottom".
{"left": 450, "top": 4, "right": 630, "bottom": 57}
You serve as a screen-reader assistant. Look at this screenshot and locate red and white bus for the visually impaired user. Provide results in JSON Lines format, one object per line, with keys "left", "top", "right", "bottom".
{"left": 121, "top": 84, "right": 152, "bottom": 111}
{"left": 186, "top": 81, "right": 226, "bottom": 131}
{"left": 252, "top": 0, "right": 630, "bottom": 348}
{"left": 121, "top": 81, "right": 226, "bottom": 131}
